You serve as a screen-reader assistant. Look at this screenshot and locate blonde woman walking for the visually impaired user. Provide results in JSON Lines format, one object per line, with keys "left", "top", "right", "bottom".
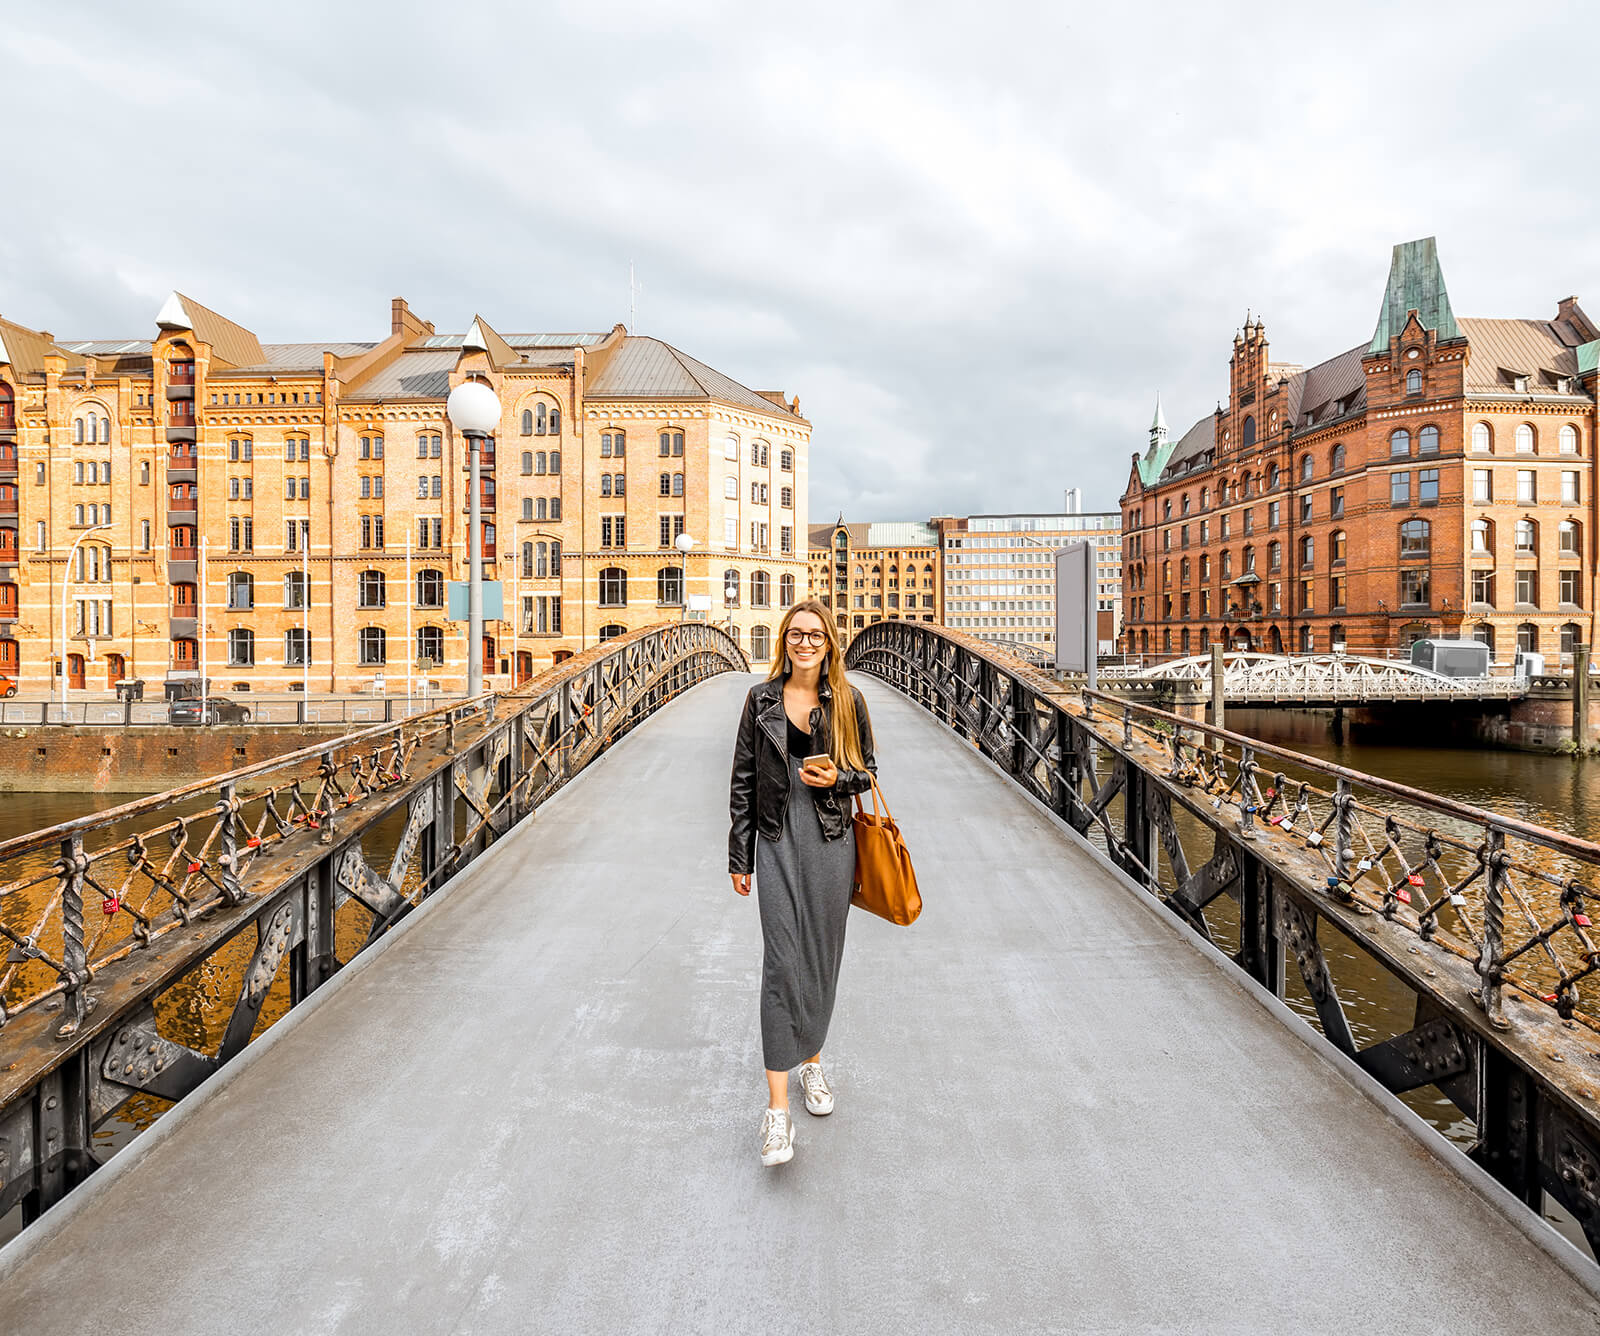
{"left": 727, "top": 599, "right": 876, "bottom": 1166}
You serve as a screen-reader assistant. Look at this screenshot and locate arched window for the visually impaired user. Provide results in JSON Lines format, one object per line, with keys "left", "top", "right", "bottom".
{"left": 599, "top": 566, "right": 626, "bottom": 607}
{"left": 228, "top": 628, "right": 254, "bottom": 666}
{"left": 359, "top": 627, "right": 387, "bottom": 665}
{"left": 599, "top": 623, "right": 626, "bottom": 642}
{"left": 1180, "top": 558, "right": 1190, "bottom": 583}
{"left": 535, "top": 497, "right": 547, "bottom": 520}
{"left": 1516, "top": 424, "right": 1535, "bottom": 454}
{"left": 1473, "top": 623, "right": 1495, "bottom": 658}
{"left": 657, "top": 565, "right": 683, "bottom": 605}
{"left": 1406, "top": 368, "right": 1422, "bottom": 394}
{"left": 750, "top": 625, "right": 771, "bottom": 662}
{"left": 535, "top": 403, "right": 547, "bottom": 435}
{"left": 1221, "top": 550, "right": 1233, "bottom": 579}
{"left": 1330, "top": 443, "right": 1345, "bottom": 473}
{"left": 1389, "top": 428, "right": 1410, "bottom": 457}
{"left": 549, "top": 407, "right": 561, "bottom": 434}
{"left": 1266, "top": 462, "right": 1279, "bottom": 490}
{"left": 416, "top": 569, "right": 444, "bottom": 608}
{"left": 417, "top": 626, "right": 444, "bottom": 664}
{"left": 722, "top": 568, "right": 741, "bottom": 605}
{"left": 1419, "top": 425, "right": 1439, "bottom": 454}
{"left": 1399, "top": 519, "right": 1430, "bottom": 556}
{"left": 521, "top": 409, "right": 533, "bottom": 436}
{"left": 358, "top": 569, "right": 386, "bottom": 608}
{"left": 1162, "top": 560, "right": 1172, "bottom": 587}
{"left": 1267, "top": 541, "right": 1281, "bottom": 572}
{"left": 1242, "top": 416, "right": 1255, "bottom": 448}
{"left": 1330, "top": 530, "right": 1347, "bottom": 562}
{"left": 1299, "top": 454, "right": 1313, "bottom": 482}
{"left": 522, "top": 451, "right": 533, "bottom": 474}
{"left": 1517, "top": 623, "right": 1539, "bottom": 655}
{"left": 1472, "top": 422, "right": 1491, "bottom": 452}
{"left": 751, "top": 571, "right": 770, "bottom": 607}
{"left": 1298, "top": 625, "right": 1314, "bottom": 652}
{"left": 535, "top": 451, "right": 546, "bottom": 474}
{"left": 600, "top": 476, "right": 611, "bottom": 497}
{"left": 1243, "top": 545, "right": 1256, "bottom": 573}
{"left": 1471, "top": 519, "right": 1493, "bottom": 554}
{"left": 283, "top": 570, "right": 307, "bottom": 609}
{"left": 521, "top": 541, "right": 534, "bottom": 579}
{"left": 1515, "top": 518, "right": 1536, "bottom": 553}
{"left": 549, "top": 450, "right": 560, "bottom": 474}
{"left": 779, "top": 574, "right": 796, "bottom": 606}
{"left": 1560, "top": 519, "right": 1581, "bottom": 554}
{"left": 1299, "top": 535, "right": 1314, "bottom": 567}
{"left": 1560, "top": 424, "right": 1579, "bottom": 454}
{"left": 227, "top": 571, "right": 254, "bottom": 610}
{"left": 536, "top": 541, "right": 550, "bottom": 577}
{"left": 1562, "top": 622, "right": 1583, "bottom": 656}
{"left": 73, "top": 418, "right": 85, "bottom": 444}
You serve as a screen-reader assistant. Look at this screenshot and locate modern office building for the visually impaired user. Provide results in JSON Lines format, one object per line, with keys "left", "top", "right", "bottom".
{"left": 0, "top": 294, "right": 810, "bottom": 694}
{"left": 1120, "top": 237, "right": 1600, "bottom": 664}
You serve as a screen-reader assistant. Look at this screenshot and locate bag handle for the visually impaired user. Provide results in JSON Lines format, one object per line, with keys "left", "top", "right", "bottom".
{"left": 852, "top": 773, "right": 891, "bottom": 822}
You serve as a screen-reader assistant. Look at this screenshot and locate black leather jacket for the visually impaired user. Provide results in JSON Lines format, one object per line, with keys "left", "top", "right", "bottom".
{"left": 728, "top": 669, "right": 877, "bottom": 874}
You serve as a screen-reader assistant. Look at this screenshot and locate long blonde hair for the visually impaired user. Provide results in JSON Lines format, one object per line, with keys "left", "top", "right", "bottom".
{"left": 767, "top": 598, "right": 868, "bottom": 770}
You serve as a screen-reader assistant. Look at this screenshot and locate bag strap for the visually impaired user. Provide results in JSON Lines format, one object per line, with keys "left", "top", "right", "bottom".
{"left": 853, "top": 773, "right": 885, "bottom": 821}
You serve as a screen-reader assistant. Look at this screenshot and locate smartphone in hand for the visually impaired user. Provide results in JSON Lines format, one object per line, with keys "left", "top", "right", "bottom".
{"left": 802, "top": 753, "right": 831, "bottom": 770}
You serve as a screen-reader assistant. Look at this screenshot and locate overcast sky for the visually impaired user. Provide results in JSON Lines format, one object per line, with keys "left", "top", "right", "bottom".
{"left": 3, "top": 2, "right": 1596, "bottom": 522}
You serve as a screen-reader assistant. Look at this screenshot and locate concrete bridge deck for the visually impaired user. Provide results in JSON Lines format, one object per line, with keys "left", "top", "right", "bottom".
{"left": 1, "top": 673, "right": 1596, "bottom": 1333}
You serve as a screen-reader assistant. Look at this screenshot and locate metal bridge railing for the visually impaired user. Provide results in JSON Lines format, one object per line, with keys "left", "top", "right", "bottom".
{"left": 845, "top": 619, "right": 1600, "bottom": 1259}
{"left": 0, "top": 622, "right": 747, "bottom": 1231}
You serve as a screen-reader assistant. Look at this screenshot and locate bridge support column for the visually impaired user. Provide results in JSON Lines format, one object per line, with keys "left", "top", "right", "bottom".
{"left": 1574, "top": 644, "right": 1590, "bottom": 750}
{"left": 1121, "top": 764, "right": 1155, "bottom": 887}
{"left": 1209, "top": 643, "right": 1225, "bottom": 732}
{"left": 1237, "top": 857, "right": 1284, "bottom": 999}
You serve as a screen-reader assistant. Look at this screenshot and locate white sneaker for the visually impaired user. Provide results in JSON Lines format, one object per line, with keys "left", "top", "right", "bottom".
{"left": 799, "top": 1062, "right": 834, "bottom": 1116}
{"left": 760, "top": 1107, "right": 795, "bottom": 1166}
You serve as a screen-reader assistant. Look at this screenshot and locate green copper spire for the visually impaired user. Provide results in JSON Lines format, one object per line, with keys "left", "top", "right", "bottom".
{"left": 1368, "top": 237, "right": 1460, "bottom": 355}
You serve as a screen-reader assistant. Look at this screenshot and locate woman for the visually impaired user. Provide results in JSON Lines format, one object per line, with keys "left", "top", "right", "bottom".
{"left": 728, "top": 599, "right": 876, "bottom": 1166}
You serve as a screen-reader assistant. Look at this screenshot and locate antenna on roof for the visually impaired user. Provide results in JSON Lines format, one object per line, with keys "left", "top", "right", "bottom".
{"left": 629, "top": 261, "right": 638, "bottom": 333}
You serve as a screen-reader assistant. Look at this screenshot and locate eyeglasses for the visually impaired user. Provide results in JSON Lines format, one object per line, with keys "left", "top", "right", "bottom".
{"left": 785, "top": 629, "right": 828, "bottom": 647}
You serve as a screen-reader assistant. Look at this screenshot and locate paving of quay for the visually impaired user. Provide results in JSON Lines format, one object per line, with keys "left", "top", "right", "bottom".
{"left": 2, "top": 673, "right": 1597, "bottom": 1333}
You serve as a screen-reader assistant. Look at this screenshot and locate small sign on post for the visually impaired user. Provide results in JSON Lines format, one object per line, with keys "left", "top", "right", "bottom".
{"left": 447, "top": 581, "right": 504, "bottom": 621}
{"left": 1054, "top": 541, "right": 1096, "bottom": 690}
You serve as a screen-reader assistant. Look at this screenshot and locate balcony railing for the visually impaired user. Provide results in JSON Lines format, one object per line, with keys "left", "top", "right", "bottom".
{"left": 170, "top": 546, "right": 198, "bottom": 562}
{"left": 0, "top": 445, "right": 15, "bottom": 468}
{"left": 167, "top": 363, "right": 196, "bottom": 385}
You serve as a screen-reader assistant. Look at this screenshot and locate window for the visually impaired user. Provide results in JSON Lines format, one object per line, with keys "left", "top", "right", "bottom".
{"left": 410, "top": 625, "right": 442, "bottom": 665}
{"left": 1330, "top": 444, "right": 1345, "bottom": 473}
{"left": 360, "top": 515, "right": 385, "bottom": 549}
{"left": 751, "top": 625, "right": 771, "bottom": 662}
{"left": 227, "top": 571, "right": 254, "bottom": 610}
{"left": 417, "top": 517, "right": 442, "bottom": 549}
{"left": 1418, "top": 468, "right": 1439, "bottom": 504}
{"left": 1560, "top": 520, "right": 1581, "bottom": 555}
{"left": 1390, "top": 472, "right": 1410, "bottom": 506}
{"left": 780, "top": 485, "right": 793, "bottom": 509}
{"left": 780, "top": 449, "right": 793, "bottom": 471}
{"left": 1515, "top": 518, "right": 1536, "bottom": 553}
{"left": 1518, "top": 623, "right": 1539, "bottom": 654}
{"left": 751, "top": 571, "right": 770, "bottom": 607}
{"left": 521, "top": 409, "right": 533, "bottom": 436}
{"left": 1563, "top": 471, "right": 1580, "bottom": 505}
{"left": 1399, "top": 568, "right": 1430, "bottom": 606}
{"left": 358, "top": 569, "right": 387, "bottom": 608}
{"left": 1242, "top": 416, "right": 1255, "bottom": 448}
{"left": 1390, "top": 429, "right": 1410, "bottom": 457}
{"left": 1515, "top": 570, "right": 1538, "bottom": 606}
{"left": 1267, "top": 542, "right": 1281, "bottom": 572}
{"left": 1299, "top": 454, "right": 1313, "bottom": 482}
{"left": 659, "top": 514, "right": 686, "bottom": 547}
{"left": 416, "top": 569, "right": 444, "bottom": 608}
{"left": 1267, "top": 501, "right": 1280, "bottom": 528}
{"left": 1406, "top": 368, "right": 1422, "bottom": 395}
{"left": 1399, "top": 519, "right": 1430, "bottom": 557}
{"left": 1516, "top": 424, "right": 1535, "bottom": 454}
{"left": 601, "top": 515, "right": 625, "bottom": 548}
{"left": 359, "top": 627, "right": 387, "bottom": 666}
{"left": 599, "top": 566, "right": 627, "bottom": 607}
{"left": 141, "top": 520, "right": 151, "bottom": 551}
{"left": 1472, "top": 422, "right": 1491, "bottom": 453}
{"left": 779, "top": 573, "right": 796, "bottom": 606}
{"left": 227, "top": 629, "right": 254, "bottom": 667}
{"left": 601, "top": 475, "right": 612, "bottom": 498}
{"left": 1472, "top": 570, "right": 1495, "bottom": 606}
{"left": 1517, "top": 470, "right": 1536, "bottom": 504}
{"left": 1473, "top": 468, "right": 1492, "bottom": 503}
{"left": 1299, "top": 535, "right": 1314, "bottom": 568}
{"left": 534, "top": 452, "right": 546, "bottom": 475}
{"left": 1419, "top": 425, "right": 1439, "bottom": 454}
{"left": 672, "top": 473, "right": 683, "bottom": 496}
{"left": 281, "top": 570, "right": 307, "bottom": 610}
{"left": 229, "top": 517, "right": 254, "bottom": 552}
{"left": 1330, "top": 575, "right": 1347, "bottom": 609}
{"left": 659, "top": 430, "right": 684, "bottom": 457}
{"left": 1471, "top": 519, "right": 1493, "bottom": 554}
{"left": 1560, "top": 570, "right": 1581, "bottom": 607}
{"left": 522, "top": 451, "right": 533, "bottom": 475}
{"left": 724, "top": 475, "right": 738, "bottom": 499}
{"left": 1299, "top": 495, "right": 1313, "bottom": 524}
{"left": 1560, "top": 425, "right": 1579, "bottom": 454}
{"left": 1329, "top": 486, "right": 1344, "bottom": 519}
{"left": 723, "top": 568, "right": 741, "bottom": 605}
{"left": 284, "top": 628, "right": 310, "bottom": 667}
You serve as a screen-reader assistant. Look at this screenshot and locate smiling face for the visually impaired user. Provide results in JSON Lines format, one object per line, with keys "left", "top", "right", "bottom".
{"left": 785, "top": 607, "right": 830, "bottom": 672}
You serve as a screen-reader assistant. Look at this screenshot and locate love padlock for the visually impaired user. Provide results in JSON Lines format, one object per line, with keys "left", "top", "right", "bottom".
{"left": 1306, "top": 831, "right": 1324, "bottom": 848}
{"left": 246, "top": 836, "right": 261, "bottom": 848}
{"left": 1575, "top": 913, "right": 1593, "bottom": 928}
{"left": 1394, "top": 885, "right": 1413, "bottom": 904}
{"left": 186, "top": 860, "right": 203, "bottom": 874}
{"left": 1280, "top": 821, "right": 1295, "bottom": 835}
{"left": 1407, "top": 873, "right": 1424, "bottom": 887}
{"left": 101, "top": 896, "right": 120, "bottom": 916}
{"left": 1449, "top": 893, "right": 1467, "bottom": 907}
{"left": 1357, "top": 858, "right": 1373, "bottom": 872}
{"left": 1268, "top": 814, "right": 1284, "bottom": 827}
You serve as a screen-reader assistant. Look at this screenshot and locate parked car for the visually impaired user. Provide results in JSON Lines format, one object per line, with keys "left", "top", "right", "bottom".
{"left": 0, "top": 675, "right": 15, "bottom": 698}
{"left": 163, "top": 675, "right": 251, "bottom": 725}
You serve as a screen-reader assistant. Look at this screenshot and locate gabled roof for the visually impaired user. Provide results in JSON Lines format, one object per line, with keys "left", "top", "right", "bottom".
{"left": 154, "top": 291, "right": 265, "bottom": 368}
{"left": 341, "top": 351, "right": 462, "bottom": 402}
{"left": 1288, "top": 343, "right": 1366, "bottom": 428}
{"left": 0, "top": 317, "right": 68, "bottom": 376}
{"left": 587, "top": 336, "right": 803, "bottom": 419}
{"left": 1369, "top": 237, "right": 1460, "bottom": 354}
{"left": 1459, "top": 318, "right": 1585, "bottom": 393}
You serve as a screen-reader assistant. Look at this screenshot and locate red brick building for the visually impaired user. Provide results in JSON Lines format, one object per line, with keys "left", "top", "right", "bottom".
{"left": 1121, "top": 238, "right": 1600, "bottom": 666}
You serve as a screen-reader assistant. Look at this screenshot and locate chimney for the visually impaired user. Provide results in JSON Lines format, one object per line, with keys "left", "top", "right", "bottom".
{"left": 391, "top": 298, "right": 409, "bottom": 336}
{"left": 1063, "top": 487, "right": 1082, "bottom": 515}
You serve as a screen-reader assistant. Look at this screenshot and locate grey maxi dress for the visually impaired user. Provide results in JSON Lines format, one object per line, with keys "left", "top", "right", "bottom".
{"left": 755, "top": 717, "right": 857, "bottom": 1072}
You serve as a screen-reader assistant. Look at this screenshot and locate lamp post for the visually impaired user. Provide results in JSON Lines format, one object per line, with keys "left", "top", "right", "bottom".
{"left": 446, "top": 380, "right": 501, "bottom": 698}
{"left": 60, "top": 521, "right": 112, "bottom": 712}
{"left": 674, "top": 531, "right": 696, "bottom": 620}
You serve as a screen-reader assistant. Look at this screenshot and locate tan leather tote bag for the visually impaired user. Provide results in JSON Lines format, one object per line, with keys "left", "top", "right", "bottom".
{"left": 851, "top": 776, "right": 921, "bottom": 926}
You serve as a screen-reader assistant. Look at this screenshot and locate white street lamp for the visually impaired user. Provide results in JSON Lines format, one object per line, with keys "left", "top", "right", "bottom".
{"left": 60, "top": 521, "right": 112, "bottom": 713}
{"left": 446, "top": 379, "right": 500, "bottom": 698}
{"left": 674, "top": 531, "right": 695, "bottom": 621}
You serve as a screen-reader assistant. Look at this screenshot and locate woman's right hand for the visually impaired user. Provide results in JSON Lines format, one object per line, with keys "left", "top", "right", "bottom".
{"left": 731, "top": 873, "right": 751, "bottom": 897}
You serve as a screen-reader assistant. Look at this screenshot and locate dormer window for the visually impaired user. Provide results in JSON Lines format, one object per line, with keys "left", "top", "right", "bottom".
{"left": 1513, "top": 375, "right": 1529, "bottom": 393}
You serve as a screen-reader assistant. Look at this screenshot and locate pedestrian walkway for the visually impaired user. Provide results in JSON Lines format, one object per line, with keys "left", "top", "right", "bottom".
{"left": 1, "top": 672, "right": 1596, "bottom": 1333}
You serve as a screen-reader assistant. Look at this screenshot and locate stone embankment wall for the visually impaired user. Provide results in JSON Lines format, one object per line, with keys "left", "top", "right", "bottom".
{"left": 0, "top": 725, "right": 359, "bottom": 793}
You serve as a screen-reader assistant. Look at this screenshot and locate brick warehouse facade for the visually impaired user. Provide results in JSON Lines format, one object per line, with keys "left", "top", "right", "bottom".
{"left": 806, "top": 519, "right": 942, "bottom": 646}
{"left": 1121, "top": 238, "right": 1600, "bottom": 666}
{"left": 0, "top": 295, "right": 810, "bottom": 694}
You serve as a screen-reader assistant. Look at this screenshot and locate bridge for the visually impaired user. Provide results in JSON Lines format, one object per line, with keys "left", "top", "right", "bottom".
{"left": 1, "top": 622, "right": 1599, "bottom": 1331}
{"left": 1101, "top": 651, "right": 1529, "bottom": 706}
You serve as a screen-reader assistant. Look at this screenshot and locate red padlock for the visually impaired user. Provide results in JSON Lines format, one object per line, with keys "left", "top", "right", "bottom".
{"left": 1407, "top": 873, "right": 1424, "bottom": 887}
{"left": 1542, "top": 993, "right": 1558, "bottom": 1003}
{"left": 101, "top": 895, "right": 120, "bottom": 916}
{"left": 1394, "top": 885, "right": 1413, "bottom": 904}
{"left": 246, "top": 836, "right": 261, "bottom": 848}
{"left": 186, "top": 860, "right": 203, "bottom": 873}
{"left": 1574, "top": 913, "right": 1592, "bottom": 928}
{"left": 308, "top": 819, "right": 320, "bottom": 830}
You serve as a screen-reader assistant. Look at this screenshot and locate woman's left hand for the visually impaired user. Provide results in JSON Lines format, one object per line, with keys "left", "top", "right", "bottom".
{"left": 799, "top": 756, "right": 838, "bottom": 788}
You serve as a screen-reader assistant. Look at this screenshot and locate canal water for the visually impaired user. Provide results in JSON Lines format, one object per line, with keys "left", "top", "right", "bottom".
{"left": 1, "top": 721, "right": 1596, "bottom": 1244}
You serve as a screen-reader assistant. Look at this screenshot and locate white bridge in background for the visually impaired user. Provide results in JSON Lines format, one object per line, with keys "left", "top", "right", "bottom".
{"left": 1098, "top": 652, "right": 1528, "bottom": 705}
